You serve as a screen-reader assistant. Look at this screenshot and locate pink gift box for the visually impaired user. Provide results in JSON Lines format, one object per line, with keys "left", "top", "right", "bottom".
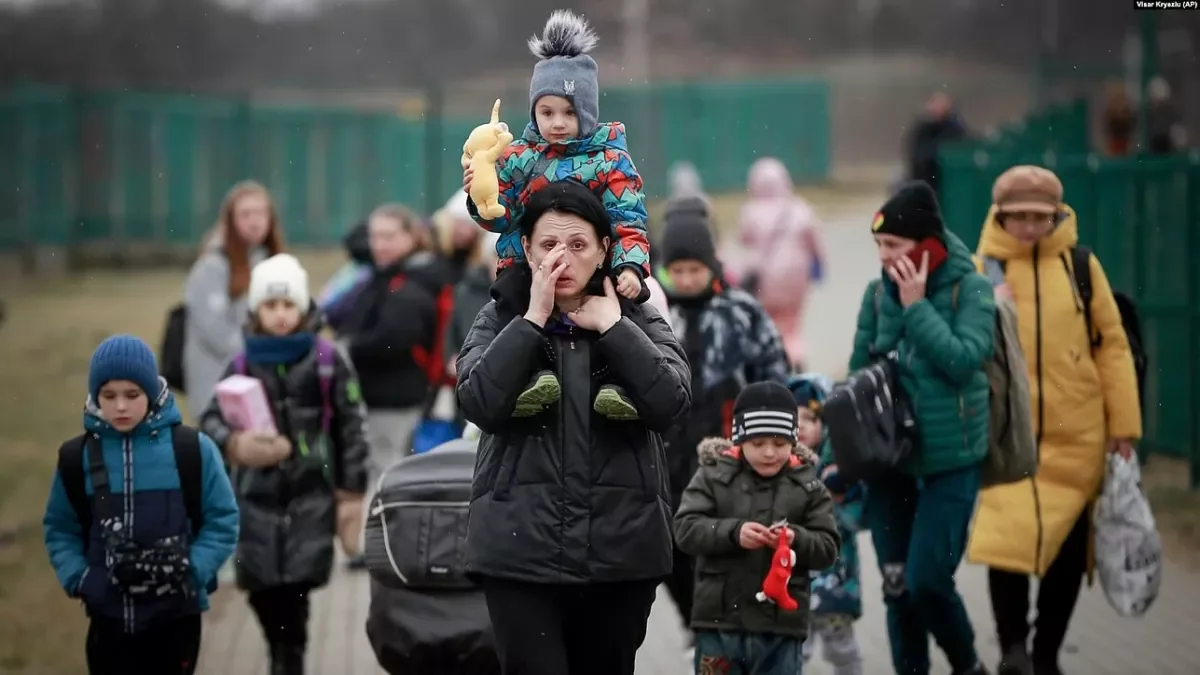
{"left": 214, "top": 375, "right": 277, "bottom": 434}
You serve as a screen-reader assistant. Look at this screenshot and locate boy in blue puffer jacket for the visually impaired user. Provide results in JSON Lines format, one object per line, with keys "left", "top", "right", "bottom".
{"left": 43, "top": 334, "right": 239, "bottom": 675}
{"left": 788, "top": 373, "right": 865, "bottom": 675}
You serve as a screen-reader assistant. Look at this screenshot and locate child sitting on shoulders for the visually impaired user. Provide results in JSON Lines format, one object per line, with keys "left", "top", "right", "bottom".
{"left": 462, "top": 10, "right": 652, "bottom": 421}
{"left": 674, "top": 381, "right": 840, "bottom": 675}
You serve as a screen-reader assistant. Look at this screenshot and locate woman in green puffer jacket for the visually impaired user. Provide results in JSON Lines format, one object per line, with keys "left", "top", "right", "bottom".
{"left": 846, "top": 181, "right": 995, "bottom": 675}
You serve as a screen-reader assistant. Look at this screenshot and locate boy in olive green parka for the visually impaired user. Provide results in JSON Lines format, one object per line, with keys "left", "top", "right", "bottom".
{"left": 674, "top": 382, "right": 840, "bottom": 675}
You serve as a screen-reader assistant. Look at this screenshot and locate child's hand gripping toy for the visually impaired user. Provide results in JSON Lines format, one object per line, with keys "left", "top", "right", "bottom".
{"left": 755, "top": 519, "right": 800, "bottom": 611}
{"left": 461, "top": 99, "right": 513, "bottom": 221}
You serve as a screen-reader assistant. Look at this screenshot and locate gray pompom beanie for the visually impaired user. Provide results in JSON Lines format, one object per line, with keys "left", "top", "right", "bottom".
{"left": 528, "top": 10, "right": 600, "bottom": 138}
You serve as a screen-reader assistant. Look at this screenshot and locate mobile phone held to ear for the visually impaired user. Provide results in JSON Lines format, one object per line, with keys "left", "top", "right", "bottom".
{"left": 906, "top": 237, "right": 948, "bottom": 272}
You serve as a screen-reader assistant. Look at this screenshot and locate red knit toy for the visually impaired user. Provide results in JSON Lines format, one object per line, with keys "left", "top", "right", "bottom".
{"left": 755, "top": 527, "right": 799, "bottom": 611}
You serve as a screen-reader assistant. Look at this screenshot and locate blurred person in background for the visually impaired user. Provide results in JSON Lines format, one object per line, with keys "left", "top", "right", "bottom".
{"left": 433, "top": 191, "right": 486, "bottom": 285}
{"left": 445, "top": 231, "right": 500, "bottom": 377}
{"left": 338, "top": 203, "right": 451, "bottom": 516}
{"left": 967, "top": 166, "right": 1142, "bottom": 675}
{"left": 1146, "top": 76, "right": 1187, "bottom": 155}
{"left": 1102, "top": 82, "right": 1137, "bottom": 157}
{"left": 183, "top": 180, "right": 285, "bottom": 417}
{"left": 906, "top": 91, "right": 967, "bottom": 197}
{"left": 729, "top": 157, "right": 825, "bottom": 369}
{"left": 655, "top": 194, "right": 790, "bottom": 656}
{"left": 317, "top": 218, "right": 372, "bottom": 333}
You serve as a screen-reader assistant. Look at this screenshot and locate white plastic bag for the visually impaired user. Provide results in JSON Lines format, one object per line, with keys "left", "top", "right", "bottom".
{"left": 1093, "top": 452, "right": 1163, "bottom": 617}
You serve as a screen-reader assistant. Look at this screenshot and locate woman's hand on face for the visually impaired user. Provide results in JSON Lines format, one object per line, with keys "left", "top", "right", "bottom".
{"left": 525, "top": 244, "right": 568, "bottom": 327}
{"left": 887, "top": 251, "right": 929, "bottom": 307}
{"left": 569, "top": 277, "right": 623, "bottom": 334}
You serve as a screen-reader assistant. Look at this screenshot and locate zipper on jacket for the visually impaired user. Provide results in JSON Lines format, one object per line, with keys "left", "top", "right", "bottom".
{"left": 557, "top": 330, "right": 572, "bottom": 574}
{"left": 122, "top": 435, "right": 135, "bottom": 634}
{"left": 1031, "top": 245, "right": 1046, "bottom": 574}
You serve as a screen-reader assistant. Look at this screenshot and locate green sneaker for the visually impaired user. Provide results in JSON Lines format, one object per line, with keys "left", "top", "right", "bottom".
{"left": 594, "top": 385, "right": 639, "bottom": 421}
{"left": 513, "top": 370, "right": 561, "bottom": 417}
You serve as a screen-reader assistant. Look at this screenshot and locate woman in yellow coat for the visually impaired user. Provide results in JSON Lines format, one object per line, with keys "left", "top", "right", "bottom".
{"left": 965, "top": 166, "right": 1142, "bottom": 675}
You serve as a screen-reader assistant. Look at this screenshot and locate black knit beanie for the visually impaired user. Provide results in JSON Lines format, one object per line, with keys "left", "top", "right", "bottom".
{"left": 660, "top": 196, "right": 719, "bottom": 269}
{"left": 872, "top": 180, "right": 945, "bottom": 241}
{"left": 732, "top": 382, "right": 798, "bottom": 445}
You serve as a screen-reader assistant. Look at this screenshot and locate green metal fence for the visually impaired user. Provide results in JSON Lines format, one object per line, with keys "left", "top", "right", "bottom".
{"left": 0, "top": 78, "right": 830, "bottom": 251}
{"left": 941, "top": 139, "right": 1200, "bottom": 485}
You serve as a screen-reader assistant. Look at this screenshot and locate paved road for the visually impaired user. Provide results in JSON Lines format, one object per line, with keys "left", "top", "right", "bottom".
{"left": 196, "top": 197, "right": 1200, "bottom": 674}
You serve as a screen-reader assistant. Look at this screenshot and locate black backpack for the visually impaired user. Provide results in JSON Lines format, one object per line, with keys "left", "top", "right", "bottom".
{"left": 1071, "top": 246, "right": 1148, "bottom": 414}
{"left": 56, "top": 424, "right": 217, "bottom": 592}
{"left": 159, "top": 303, "right": 187, "bottom": 392}
{"left": 825, "top": 353, "right": 918, "bottom": 483}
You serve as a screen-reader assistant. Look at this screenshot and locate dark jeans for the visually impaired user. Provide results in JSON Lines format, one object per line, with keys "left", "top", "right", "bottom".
{"left": 86, "top": 613, "right": 202, "bottom": 675}
{"left": 865, "top": 466, "right": 981, "bottom": 675}
{"left": 482, "top": 576, "right": 657, "bottom": 675}
{"left": 693, "top": 630, "right": 803, "bottom": 675}
{"left": 248, "top": 583, "right": 312, "bottom": 675}
{"left": 988, "top": 511, "right": 1089, "bottom": 663}
{"left": 663, "top": 543, "right": 695, "bottom": 634}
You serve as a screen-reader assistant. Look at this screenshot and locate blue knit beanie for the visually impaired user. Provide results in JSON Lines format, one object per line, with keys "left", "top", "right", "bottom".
{"left": 88, "top": 334, "right": 161, "bottom": 401}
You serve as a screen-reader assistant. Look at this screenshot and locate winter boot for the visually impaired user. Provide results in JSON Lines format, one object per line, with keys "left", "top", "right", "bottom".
{"left": 593, "top": 384, "right": 639, "bottom": 420}
{"left": 998, "top": 638, "right": 1036, "bottom": 672}
{"left": 513, "top": 370, "right": 560, "bottom": 417}
{"left": 997, "top": 643, "right": 1034, "bottom": 675}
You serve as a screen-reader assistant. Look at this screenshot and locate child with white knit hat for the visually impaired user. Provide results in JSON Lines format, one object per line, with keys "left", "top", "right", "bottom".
{"left": 199, "top": 253, "right": 370, "bottom": 673}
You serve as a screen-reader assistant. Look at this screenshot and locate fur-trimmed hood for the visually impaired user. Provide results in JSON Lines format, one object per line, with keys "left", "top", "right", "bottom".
{"left": 696, "top": 436, "right": 818, "bottom": 467}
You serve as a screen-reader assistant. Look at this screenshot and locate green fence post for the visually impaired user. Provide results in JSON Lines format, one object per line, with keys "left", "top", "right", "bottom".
{"left": 423, "top": 83, "right": 445, "bottom": 215}
{"left": 1190, "top": 151, "right": 1200, "bottom": 488}
{"left": 1138, "top": 14, "right": 1159, "bottom": 150}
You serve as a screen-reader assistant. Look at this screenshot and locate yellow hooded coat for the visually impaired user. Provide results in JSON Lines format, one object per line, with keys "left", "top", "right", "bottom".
{"left": 966, "top": 205, "right": 1142, "bottom": 576}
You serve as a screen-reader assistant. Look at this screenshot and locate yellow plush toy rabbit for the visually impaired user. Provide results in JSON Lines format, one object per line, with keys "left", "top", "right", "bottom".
{"left": 461, "top": 99, "right": 513, "bottom": 221}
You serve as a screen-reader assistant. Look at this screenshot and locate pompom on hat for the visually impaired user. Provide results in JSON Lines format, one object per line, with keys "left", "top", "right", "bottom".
{"left": 528, "top": 10, "right": 600, "bottom": 137}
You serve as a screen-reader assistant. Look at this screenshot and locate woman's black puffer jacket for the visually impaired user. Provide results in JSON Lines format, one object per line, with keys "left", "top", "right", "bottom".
{"left": 456, "top": 270, "right": 691, "bottom": 584}
{"left": 200, "top": 313, "right": 369, "bottom": 592}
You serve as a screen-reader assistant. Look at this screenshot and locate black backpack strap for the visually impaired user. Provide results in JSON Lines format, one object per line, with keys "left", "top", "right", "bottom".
{"left": 84, "top": 434, "right": 118, "bottom": 525}
{"left": 57, "top": 435, "right": 91, "bottom": 539}
{"left": 171, "top": 425, "right": 204, "bottom": 537}
{"left": 1069, "top": 246, "right": 1100, "bottom": 348}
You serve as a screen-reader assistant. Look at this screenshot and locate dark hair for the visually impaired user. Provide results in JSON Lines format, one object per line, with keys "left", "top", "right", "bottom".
{"left": 517, "top": 180, "right": 610, "bottom": 244}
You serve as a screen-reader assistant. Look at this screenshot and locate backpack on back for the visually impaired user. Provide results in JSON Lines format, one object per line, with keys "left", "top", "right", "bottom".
{"left": 1070, "top": 246, "right": 1148, "bottom": 414}
{"left": 56, "top": 424, "right": 217, "bottom": 593}
{"left": 159, "top": 303, "right": 188, "bottom": 392}
{"left": 233, "top": 337, "right": 338, "bottom": 434}
{"left": 972, "top": 260, "right": 1038, "bottom": 487}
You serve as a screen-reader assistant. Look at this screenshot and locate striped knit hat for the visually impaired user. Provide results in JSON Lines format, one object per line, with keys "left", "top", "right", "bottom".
{"left": 731, "top": 382, "right": 798, "bottom": 445}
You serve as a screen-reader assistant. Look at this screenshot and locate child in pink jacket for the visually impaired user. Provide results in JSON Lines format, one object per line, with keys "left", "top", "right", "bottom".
{"left": 727, "top": 158, "right": 825, "bottom": 367}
